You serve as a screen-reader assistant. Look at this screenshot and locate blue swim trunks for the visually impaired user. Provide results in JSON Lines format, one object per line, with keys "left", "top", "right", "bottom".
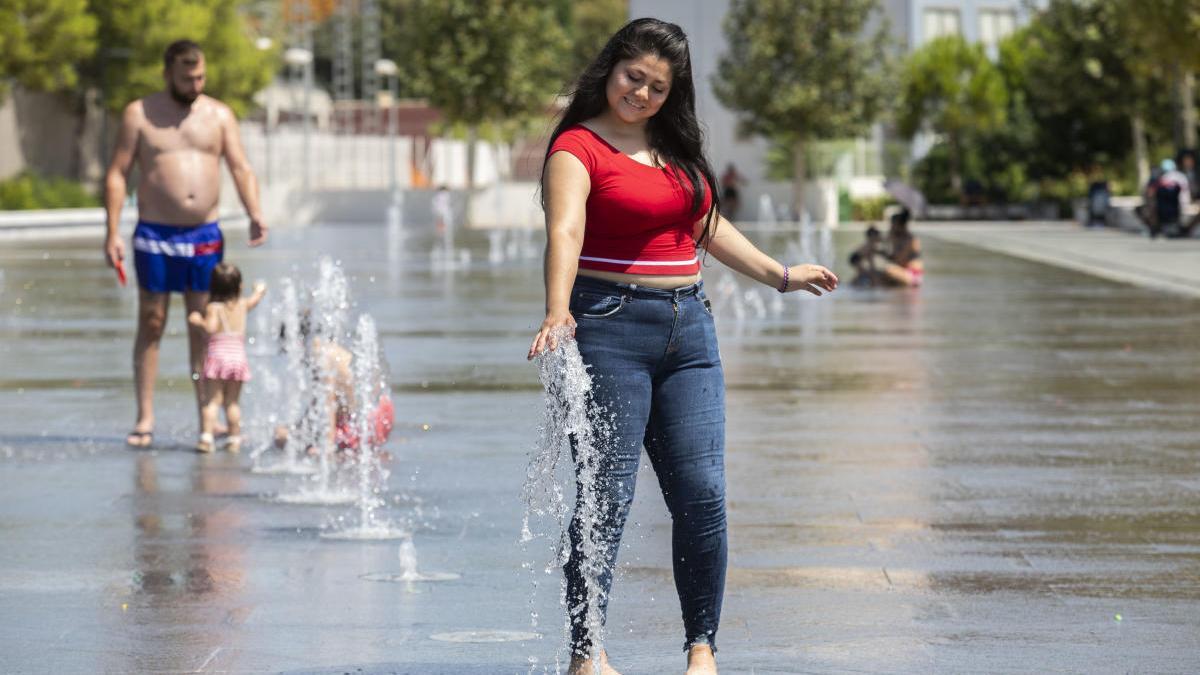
{"left": 132, "top": 220, "right": 224, "bottom": 293}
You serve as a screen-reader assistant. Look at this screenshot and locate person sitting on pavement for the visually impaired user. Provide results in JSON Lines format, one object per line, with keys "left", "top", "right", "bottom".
{"left": 1147, "top": 159, "right": 1192, "bottom": 239}
{"left": 848, "top": 225, "right": 884, "bottom": 287}
{"left": 877, "top": 209, "right": 924, "bottom": 287}
{"left": 1085, "top": 165, "right": 1110, "bottom": 229}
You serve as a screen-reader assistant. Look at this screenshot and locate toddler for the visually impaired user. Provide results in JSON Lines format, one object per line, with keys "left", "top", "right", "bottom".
{"left": 188, "top": 262, "right": 266, "bottom": 453}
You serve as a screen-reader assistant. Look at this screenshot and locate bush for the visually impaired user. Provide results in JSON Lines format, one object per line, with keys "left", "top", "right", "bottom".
{"left": 850, "top": 195, "right": 894, "bottom": 221}
{"left": 0, "top": 172, "right": 100, "bottom": 210}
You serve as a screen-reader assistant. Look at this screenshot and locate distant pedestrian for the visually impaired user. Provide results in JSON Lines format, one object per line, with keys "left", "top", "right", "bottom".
{"left": 1177, "top": 149, "right": 1200, "bottom": 201}
{"left": 432, "top": 185, "right": 452, "bottom": 234}
{"left": 1086, "top": 167, "right": 1110, "bottom": 229}
{"left": 719, "top": 163, "right": 744, "bottom": 221}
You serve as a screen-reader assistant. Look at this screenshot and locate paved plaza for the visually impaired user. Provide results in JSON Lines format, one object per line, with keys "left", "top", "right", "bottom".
{"left": 1, "top": 221, "right": 1198, "bottom": 673}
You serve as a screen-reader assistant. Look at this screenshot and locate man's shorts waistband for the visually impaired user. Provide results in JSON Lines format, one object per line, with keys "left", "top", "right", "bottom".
{"left": 133, "top": 220, "right": 222, "bottom": 257}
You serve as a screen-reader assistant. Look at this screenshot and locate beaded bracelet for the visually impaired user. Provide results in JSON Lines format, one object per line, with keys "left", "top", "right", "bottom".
{"left": 778, "top": 263, "right": 790, "bottom": 293}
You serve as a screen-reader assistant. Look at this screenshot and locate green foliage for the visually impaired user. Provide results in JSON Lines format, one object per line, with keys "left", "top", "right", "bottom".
{"left": 0, "top": 0, "right": 98, "bottom": 101}
{"left": 1007, "top": 1, "right": 1166, "bottom": 177}
{"left": 850, "top": 195, "right": 893, "bottom": 221}
{"left": 714, "top": 0, "right": 889, "bottom": 146}
{"left": 0, "top": 171, "right": 100, "bottom": 210}
{"left": 396, "top": 0, "right": 569, "bottom": 138}
{"left": 563, "top": 0, "right": 628, "bottom": 87}
{"left": 910, "top": 143, "right": 957, "bottom": 204}
{"left": 898, "top": 36, "right": 1010, "bottom": 196}
{"left": 86, "top": 0, "right": 277, "bottom": 116}
{"left": 905, "top": 1, "right": 1179, "bottom": 205}
{"left": 1116, "top": 0, "right": 1200, "bottom": 71}
{"left": 897, "top": 36, "right": 1007, "bottom": 142}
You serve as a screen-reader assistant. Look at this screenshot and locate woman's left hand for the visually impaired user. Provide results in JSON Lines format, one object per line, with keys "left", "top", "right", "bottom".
{"left": 787, "top": 264, "right": 839, "bottom": 295}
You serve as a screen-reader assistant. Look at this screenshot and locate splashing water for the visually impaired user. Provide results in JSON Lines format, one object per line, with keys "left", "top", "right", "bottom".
{"left": 359, "top": 534, "right": 462, "bottom": 584}
{"left": 522, "top": 330, "right": 611, "bottom": 665}
{"left": 321, "top": 314, "right": 406, "bottom": 539}
{"left": 274, "top": 260, "right": 356, "bottom": 504}
{"left": 253, "top": 278, "right": 316, "bottom": 475}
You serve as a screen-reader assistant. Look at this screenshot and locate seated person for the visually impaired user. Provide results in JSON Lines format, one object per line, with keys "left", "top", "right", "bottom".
{"left": 848, "top": 225, "right": 883, "bottom": 287}
{"left": 1148, "top": 159, "right": 1191, "bottom": 239}
{"left": 273, "top": 314, "right": 395, "bottom": 456}
{"left": 879, "top": 209, "right": 923, "bottom": 287}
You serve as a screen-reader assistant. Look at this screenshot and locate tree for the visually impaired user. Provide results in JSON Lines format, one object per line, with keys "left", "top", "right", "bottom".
{"left": 896, "top": 36, "right": 1007, "bottom": 195}
{"left": 714, "top": 0, "right": 889, "bottom": 214}
{"left": 0, "top": 0, "right": 97, "bottom": 102}
{"left": 1006, "top": 0, "right": 1168, "bottom": 187}
{"left": 85, "top": 0, "right": 276, "bottom": 116}
{"left": 1115, "top": 0, "right": 1200, "bottom": 150}
{"left": 397, "top": 0, "right": 569, "bottom": 187}
{"left": 563, "top": 0, "right": 628, "bottom": 86}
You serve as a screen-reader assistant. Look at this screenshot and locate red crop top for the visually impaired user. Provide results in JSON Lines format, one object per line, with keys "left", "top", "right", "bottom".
{"left": 548, "top": 125, "right": 712, "bottom": 275}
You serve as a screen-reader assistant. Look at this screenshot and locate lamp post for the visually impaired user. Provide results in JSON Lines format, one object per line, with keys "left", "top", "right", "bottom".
{"left": 374, "top": 58, "right": 399, "bottom": 193}
{"left": 254, "top": 37, "right": 274, "bottom": 186}
{"left": 284, "top": 46, "right": 314, "bottom": 191}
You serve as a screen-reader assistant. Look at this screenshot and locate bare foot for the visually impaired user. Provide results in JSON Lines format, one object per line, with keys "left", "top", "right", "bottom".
{"left": 568, "top": 650, "right": 621, "bottom": 675}
{"left": 685, "top": 644, "right": 717, "bottom": 675}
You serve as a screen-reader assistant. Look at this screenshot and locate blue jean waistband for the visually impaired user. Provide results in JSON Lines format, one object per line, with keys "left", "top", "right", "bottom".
{"left": 573, "top": 274, "right": 704, "bottom": 301}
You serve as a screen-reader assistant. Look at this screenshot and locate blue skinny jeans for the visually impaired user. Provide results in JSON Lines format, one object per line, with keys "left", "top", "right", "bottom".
{"left": 564, "top": 275, "right": 727, "bottom": 656}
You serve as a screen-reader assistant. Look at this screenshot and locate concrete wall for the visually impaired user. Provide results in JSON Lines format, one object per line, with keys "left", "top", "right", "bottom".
{"left": 0, "top": 86, "right": 104, "bottom": 183}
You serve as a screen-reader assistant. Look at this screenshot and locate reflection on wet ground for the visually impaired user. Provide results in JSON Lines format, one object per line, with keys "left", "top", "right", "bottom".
{"left": 1, "top": 223, "right": 1198, "bottom": 673}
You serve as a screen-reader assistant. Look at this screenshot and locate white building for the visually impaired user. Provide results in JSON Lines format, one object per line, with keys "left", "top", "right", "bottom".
{"left": 629, "top": 0, "right": 1044, "bottom": 219}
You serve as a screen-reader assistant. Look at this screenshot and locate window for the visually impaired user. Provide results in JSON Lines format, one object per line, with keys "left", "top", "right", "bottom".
{"left": 923, "top": 8, "right": 962, "bottom": 41}
{"left": 979, "top": 9, "right": 1017, "bottom": 49}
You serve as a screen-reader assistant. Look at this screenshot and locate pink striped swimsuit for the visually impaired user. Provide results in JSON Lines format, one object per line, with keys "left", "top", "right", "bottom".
{"left": 202, "top": 305, "right": 251, "bottom": 382}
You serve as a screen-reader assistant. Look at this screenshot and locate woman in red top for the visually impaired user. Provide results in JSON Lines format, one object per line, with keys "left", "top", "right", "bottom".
{"left": 527, "top": 19, "right": 837, "bottom": 675}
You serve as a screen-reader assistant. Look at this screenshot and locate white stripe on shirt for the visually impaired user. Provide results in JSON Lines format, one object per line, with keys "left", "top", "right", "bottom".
{"left": 579, "top": 255, "right": 698, "bottom": 266}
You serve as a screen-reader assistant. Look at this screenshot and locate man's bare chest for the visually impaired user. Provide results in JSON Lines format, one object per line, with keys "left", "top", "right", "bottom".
{"left": 139, "top": 116, "right": 222, "bottom": 159}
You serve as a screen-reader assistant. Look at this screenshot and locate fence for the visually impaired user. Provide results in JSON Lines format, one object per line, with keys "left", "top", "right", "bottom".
{"left": 239, "top": 122, "right": 513, "bottom": 191}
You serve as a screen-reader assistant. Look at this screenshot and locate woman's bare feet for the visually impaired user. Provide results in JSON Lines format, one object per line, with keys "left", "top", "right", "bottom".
{"left": 567, "top": 650, "right": 621, "bottom": 675}
{"left": 685, "top": 644, "right": 717, "bottom": 675}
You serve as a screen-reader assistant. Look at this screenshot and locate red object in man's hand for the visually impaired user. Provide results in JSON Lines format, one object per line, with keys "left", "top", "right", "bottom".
{"left": 115, "top": 259, "right": 128, "bottom": 286}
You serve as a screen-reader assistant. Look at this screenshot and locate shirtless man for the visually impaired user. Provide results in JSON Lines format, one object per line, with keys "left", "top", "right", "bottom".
{"left": 103, "top": 40, "right": 267, "bottom": 447}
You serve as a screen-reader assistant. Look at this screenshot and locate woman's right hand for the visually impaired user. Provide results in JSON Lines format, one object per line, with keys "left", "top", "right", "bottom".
{"left": 527, "top": 311, "right": 577, "bottom": 361}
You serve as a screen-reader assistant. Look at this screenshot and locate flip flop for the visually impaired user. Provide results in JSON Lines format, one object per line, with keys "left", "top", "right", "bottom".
{"left": 223, "top": 435, "right": 242, "bottom": 454}
{"left": 195, "top": 433, "right": 215, "bottom": 454}
{"left": 126, "top": 430, "right": 154, "bottom": 448}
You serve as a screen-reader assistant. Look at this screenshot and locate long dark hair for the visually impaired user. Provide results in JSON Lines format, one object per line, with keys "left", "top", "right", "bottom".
{"left": 542, "top": 18, "right": 720, "bottom": 247}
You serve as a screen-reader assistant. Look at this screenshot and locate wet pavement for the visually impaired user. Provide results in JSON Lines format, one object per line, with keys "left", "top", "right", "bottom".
{"left": 923, "top": 221, "right": 1200, "bottom": 298}
{"left": 1, "top": 221, "right": 1198, "bottom": 673}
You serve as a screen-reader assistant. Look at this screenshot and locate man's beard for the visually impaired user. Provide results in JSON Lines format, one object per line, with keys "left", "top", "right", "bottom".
{"left": 169, "top": 82, "right": 199, "bottom": 106}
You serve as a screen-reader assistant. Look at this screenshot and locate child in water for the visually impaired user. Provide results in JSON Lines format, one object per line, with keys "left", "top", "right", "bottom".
{"left": 848, "top": 225, "right": 883, "bottom": 287}
{"left": 272, "top": 311, "right": 395, "bottom": 457}
{"left": 187, "top": 263, "right": 267, "bottom": 453}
